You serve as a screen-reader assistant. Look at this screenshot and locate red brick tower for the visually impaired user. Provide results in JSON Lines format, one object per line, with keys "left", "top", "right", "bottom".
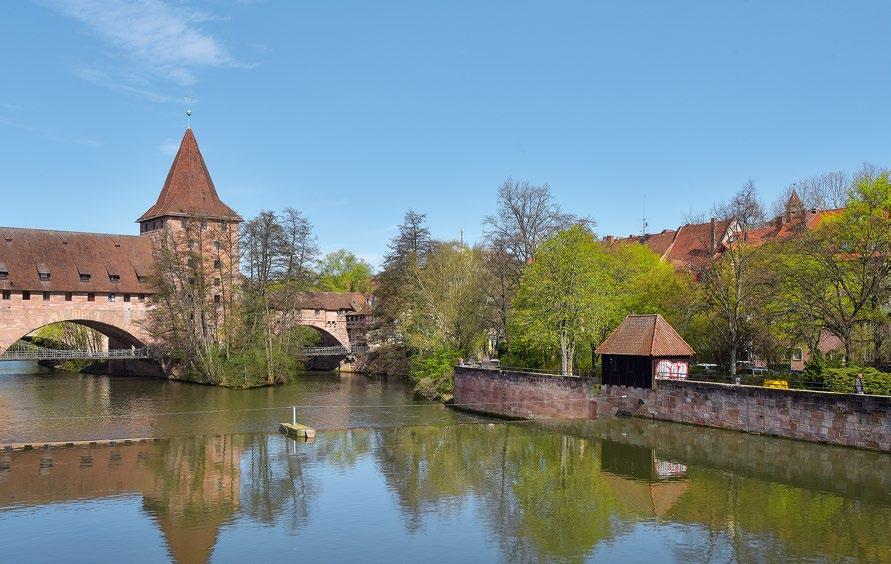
{"left": 137, "top": 128, "right": 242, "bottom": 325}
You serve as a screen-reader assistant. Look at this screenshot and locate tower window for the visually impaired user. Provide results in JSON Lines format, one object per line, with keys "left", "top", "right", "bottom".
{"left": 214, "top": 294, "right": 221, "bottom": 304}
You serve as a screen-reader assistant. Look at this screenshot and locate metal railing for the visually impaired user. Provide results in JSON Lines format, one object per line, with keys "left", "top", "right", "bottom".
{"left": 0, "top": 343, "right": 152, "bottom": 361}
{"left": 0, "top": 342, "right": 369, "bottom": 361}
{"left": 298, "top": 344, "right": 368, "bottom": 357}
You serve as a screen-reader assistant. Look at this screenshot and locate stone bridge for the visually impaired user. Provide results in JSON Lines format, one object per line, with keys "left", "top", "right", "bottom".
{"left": 0, "top": 286, "right": 365, "bottom": 363}
{"left": 0, "top": 295, "right": 152, "bottom": 357}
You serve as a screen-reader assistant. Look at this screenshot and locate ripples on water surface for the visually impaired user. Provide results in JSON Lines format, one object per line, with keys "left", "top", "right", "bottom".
{"left": 0, "top": 365, "right": 889, "bottom": 563}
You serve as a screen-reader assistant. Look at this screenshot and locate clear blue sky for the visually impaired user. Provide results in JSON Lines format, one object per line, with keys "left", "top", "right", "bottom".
{"left": 2, "top": 1, "right": 889, "bottom": 267}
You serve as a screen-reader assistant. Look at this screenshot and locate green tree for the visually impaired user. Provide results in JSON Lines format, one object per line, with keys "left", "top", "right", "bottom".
{"left": 511, "top": 225, "right": 612, "bottom": 375}
{"left": 696, "top": 181, "right": 767, "bottom": 375}
{"left": 316, "top": 249, "right": 373, "bottom": 293}
{"left": 775, "top": 173, "right": 891, "bottom": 363}
{"left": 482, "top": 179, "right": 588, "bottom": 350}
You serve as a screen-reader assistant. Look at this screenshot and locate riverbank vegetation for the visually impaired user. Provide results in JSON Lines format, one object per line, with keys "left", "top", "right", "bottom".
{"left": 370, "top": 168, "right": 889, "bottom": 398}
{"left": 146, "top": 209, "right": 372, "bottom": 387}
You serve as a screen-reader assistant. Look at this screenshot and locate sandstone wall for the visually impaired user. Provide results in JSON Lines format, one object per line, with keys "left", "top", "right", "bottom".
{"left": 0, "top": 292, "right": 151, "bottom": 355}
{"left": 452, "top": 367, "right": 594, "bottom": 419}
{"left": 453, "top": 366, "right": 891, "bottom": 451}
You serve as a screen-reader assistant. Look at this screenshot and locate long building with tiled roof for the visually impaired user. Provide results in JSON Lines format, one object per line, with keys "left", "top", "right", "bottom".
{"left": 604, "top": 192, "right": 839, "bottom": 271}
{"left": 0, "top": 128, "right": 369, "bottom": 359}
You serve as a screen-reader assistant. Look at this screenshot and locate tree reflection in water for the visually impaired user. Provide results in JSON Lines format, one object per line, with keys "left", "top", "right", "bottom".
{"left": 0, "top": 421, "right": 888, "bottom": 563}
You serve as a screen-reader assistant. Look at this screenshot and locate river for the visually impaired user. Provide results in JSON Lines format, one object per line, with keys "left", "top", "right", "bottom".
{"left": 0, "top": 363, "right": 888, "bottom": 563}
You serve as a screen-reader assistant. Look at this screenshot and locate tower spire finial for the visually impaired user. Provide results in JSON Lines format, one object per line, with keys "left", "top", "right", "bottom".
{"left": 184, "top": 96, "right": 193, "bottom": 129}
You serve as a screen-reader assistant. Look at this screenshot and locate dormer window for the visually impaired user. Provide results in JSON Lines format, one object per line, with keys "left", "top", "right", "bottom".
{"left": 0, "top": 262, "right": 7, "bottom": 280}
{"left": 77, "top": 264, "right": 92, "bottom": 283}
{"left": 133, "top": 264, "right": 147, "bottom": 284}
{"left": 37, "top": 264, "right": 50, "bottom": 281}
{"left": 106, "top": 265, "right": 121, "bottom": 284}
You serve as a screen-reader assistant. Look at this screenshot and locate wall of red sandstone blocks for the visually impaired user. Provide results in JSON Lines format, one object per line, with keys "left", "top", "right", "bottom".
{"left": 453, "top": 367, "right": 595, "bottom": 419}
{"left": 453, "top": 367, "right": 891, "bottom": 452}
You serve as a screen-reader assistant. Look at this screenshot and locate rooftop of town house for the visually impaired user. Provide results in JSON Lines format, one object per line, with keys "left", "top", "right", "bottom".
{"left": 596, "top": 314, "right": 695, "bottom": 357}
{"left": 137, "top": 128, "right": 243, "bottom": 224}
{"left": 603, "top": 192, "right": 846, "bottom": 271}
{"left": 0, "top": 226, "right": 154, "bottom": 293}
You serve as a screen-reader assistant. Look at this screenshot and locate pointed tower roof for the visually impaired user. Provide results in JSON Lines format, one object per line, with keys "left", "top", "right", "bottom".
{"left": 596, "top": 314, "right": 694, "bottom": 357}
{"left": 785, "top": 190, "right": 804, "bottom": 216}
{"left": 137, "top": 129, "right": 242, "bottom": 223}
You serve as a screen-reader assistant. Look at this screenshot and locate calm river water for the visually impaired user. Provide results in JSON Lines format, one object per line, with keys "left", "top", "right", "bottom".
{"left": 0, "top": 362, "right": 889, "bottom": 563}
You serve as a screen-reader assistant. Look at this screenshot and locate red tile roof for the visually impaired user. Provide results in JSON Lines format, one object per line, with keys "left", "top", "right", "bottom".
{"left": 0, "top": 227, "right": 154, "bottom": 293}
{"left": 596, "top": 314, "right": 695, "bottom": 357}
{"left": 605, "top": 207, "right": 844, "bottom": 271}
{"left": 137, "top": 129, "right": 242, "bottom": 223}
{"left": 612, "top": 229, "right": 678, "bottom": 259}
{"left": 664, "top": 219, "right": 732, "bottom": 270}
{"left": 295, "top": 291, "right": 371, "bottom": 313}
{"left": 747, "top": 208, "right": 843, "bottom": 247}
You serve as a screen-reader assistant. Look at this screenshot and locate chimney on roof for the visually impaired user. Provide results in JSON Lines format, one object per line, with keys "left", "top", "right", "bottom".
{"left": 604, "top": 235, "right": 614, "bottom": 244}
{"left": 709, "top": 217, "right": 717, "bottom": 253}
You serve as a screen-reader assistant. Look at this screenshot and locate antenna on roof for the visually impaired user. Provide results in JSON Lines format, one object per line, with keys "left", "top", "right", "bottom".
{"left": 184, "top": 96, "right": 194, "bottom": 129}
{"left": 460, "top": 228, "right": 464, "bottom": 246}
{"left": 642, "top": 194, "right": 648, "bottom": 236}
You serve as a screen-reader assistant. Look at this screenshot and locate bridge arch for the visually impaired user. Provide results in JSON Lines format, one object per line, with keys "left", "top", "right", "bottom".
{"left": 0, "top": 306, "right": 151, "bottom": 358}
{"left": 298, "top": 321, "right": 350, "bottom": 349}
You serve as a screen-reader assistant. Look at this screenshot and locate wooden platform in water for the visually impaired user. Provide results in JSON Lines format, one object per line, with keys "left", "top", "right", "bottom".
{"left": 1, "top": 437, "right": 158, "bottom": 452}
{"left": 279, "top": 423, "right": 317, "bottom": 440}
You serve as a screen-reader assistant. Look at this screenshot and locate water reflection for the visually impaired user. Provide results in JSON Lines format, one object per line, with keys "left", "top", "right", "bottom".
{"left": 1, "top": 421, "right": 888, "bottom": 563}
{"left": 0, "top": 368, "right": 484, "bottom": 443}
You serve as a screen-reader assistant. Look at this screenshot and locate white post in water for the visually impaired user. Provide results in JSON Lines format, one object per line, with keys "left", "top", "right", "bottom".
{"left": 292, "top": 406, "right": 297, "bottom": 425}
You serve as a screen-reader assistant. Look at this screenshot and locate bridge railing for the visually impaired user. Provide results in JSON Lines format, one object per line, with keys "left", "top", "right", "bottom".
{"left": 0, "top": 342, "right": 370, "bottom": 361}
{"left": 298, "top": 344, "right": 369, "bottom": 356}
{"left": 0, "top": 345, "right": 153, "bottom": 361}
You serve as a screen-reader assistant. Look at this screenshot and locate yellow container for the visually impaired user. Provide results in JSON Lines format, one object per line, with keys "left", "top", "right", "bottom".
{"left": 763, "top": 379, "right": 789, "bottom": 389}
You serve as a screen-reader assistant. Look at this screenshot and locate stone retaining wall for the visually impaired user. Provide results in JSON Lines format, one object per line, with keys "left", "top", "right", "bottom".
{"left": 453, "top": 367, "right": 594, "bottom": 419}
{"left": 453, "top": 366, "right": 891, "bottom": 451}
